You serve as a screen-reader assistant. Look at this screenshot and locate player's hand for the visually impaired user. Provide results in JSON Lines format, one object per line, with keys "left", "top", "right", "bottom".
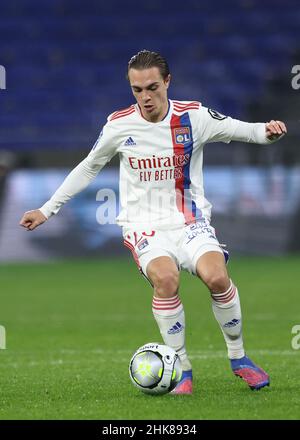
{"left": 265, "top": 120, "right": 287, "bottom": 141}
{"left": 19, "top": 209, "right": 47, "bottom": 231}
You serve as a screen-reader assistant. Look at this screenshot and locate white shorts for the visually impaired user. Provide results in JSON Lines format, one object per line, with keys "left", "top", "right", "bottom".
{"left": 123, "top": 219, "right": 228, "bottom": 279}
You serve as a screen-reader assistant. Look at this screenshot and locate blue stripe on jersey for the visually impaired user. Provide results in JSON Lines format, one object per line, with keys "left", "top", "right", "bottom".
{"left": 179, "top": 112, "right": 202, "bottom": 220}
{"left": 179, "top": 112, "right": 193, "bottom": 190}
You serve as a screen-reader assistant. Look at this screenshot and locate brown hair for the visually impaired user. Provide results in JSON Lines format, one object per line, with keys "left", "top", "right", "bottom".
{"left": 127, "top": 50, "right": 170, "bottom": 80}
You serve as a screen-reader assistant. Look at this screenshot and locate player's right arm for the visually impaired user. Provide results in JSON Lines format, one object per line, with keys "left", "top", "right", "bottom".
{"left": 19, "top": 209, "right": 48, "bottom": 231}
{"left": 19, "top": 121, "right": 118, "bottom": 231}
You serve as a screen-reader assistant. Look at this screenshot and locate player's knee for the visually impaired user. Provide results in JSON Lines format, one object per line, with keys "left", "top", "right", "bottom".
{"left": 204, "top": 271, "right": 230, "bottom": 293}
{"left": 153, "top": 271, "right": 179, "bottom": 298}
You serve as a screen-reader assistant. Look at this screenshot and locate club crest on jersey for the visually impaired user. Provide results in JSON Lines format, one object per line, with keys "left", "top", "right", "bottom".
{"left": 174, "top": 127, "right": 191, "bottom": 144}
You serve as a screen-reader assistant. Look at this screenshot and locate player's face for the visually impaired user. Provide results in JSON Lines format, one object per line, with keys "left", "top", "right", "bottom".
{"left": 128, "top": 67, "right": 171, "bottom": 123}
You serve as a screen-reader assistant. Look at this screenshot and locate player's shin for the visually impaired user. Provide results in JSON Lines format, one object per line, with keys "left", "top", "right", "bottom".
{"left": 152, "top": 294, "right": 192, "bottom": 371}
{"left": 211, "top": 281, "right": 245, "bottom": 359}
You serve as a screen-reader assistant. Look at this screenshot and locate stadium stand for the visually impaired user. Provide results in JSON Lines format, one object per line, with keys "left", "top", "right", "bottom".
{"left": 0, "top": 0, "right": 299, "bottom": 165}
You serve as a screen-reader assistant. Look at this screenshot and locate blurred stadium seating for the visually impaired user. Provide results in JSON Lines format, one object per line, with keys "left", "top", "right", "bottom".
{"left": 0, "top": 0, "right": 299, "bottom": 158}
{"left": 0, "top": 0, "right": 299, "bottom": 258}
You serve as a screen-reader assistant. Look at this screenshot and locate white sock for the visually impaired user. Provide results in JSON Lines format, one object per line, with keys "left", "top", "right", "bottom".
{"left": 152, "top": 294, "right": 192, "bottom": 371}
{"left": 211, "top": 280, "right": 245, "bottom": 359}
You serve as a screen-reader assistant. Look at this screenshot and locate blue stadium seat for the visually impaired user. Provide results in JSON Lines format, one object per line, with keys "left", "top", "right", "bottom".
{"left": 0, "top": 0, "right": 298, "bottom": 150}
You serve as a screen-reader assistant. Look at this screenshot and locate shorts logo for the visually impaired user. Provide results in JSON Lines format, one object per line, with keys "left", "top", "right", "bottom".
{"left": 138, "top": 239, "right": 149, "bottom": 250}
{"left": 174, "top": 127, "right": 191, "bottom": 144}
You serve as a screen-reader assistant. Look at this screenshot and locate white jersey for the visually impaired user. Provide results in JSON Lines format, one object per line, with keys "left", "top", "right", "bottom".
{"left": 40, "top": 100, "right": 273, "bottom": 229}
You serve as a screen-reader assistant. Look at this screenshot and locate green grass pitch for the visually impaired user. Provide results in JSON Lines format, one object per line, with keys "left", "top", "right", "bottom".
{"left": 0, "top": 255, "right": 300, "bottom": 420}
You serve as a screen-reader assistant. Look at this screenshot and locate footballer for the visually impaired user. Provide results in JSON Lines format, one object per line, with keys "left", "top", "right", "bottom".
{"left": 20, "top": 50, "right": 287, "bottom": 394}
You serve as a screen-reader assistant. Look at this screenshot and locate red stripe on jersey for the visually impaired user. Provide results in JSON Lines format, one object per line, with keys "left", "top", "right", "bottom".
{"left": 110, "top": 110, "right": 132, "bottom": 120}
{"left": 111, "top": 105, "right": 134, "bottom": 117}
{"left": 173, "top": 104, "right": 199, "bottom": 109}
{"left": 173, "top": 102, "right": 199, "bottom": 106}
{"left": 170, "top": 113, "right": 195, "bottom": 224}
{"left": 173, "top": 101, "right": 200, "bottom": 109}
{"left": 110, "top": 106, "right": 135, "bottom": 121}
{"left": 110, "top": 109, "right": 135, "bottom": 121}
{"left": 173, "top": 105, "right": 200, "bottom": 112}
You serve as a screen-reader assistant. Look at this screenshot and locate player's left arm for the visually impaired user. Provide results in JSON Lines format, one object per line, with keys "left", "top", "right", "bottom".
{"left": 264, "top": 119, "right": 287, "bottom": 141}
{"left": 199, "top": 106, "right": 287, "bottom": 145}
{"left": 231, "top": 118, "right": 287, "bottom": 144}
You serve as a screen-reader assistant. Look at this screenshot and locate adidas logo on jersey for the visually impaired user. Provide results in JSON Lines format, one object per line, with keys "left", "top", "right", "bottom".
{"left": 167, "top": 321, "right": 184, "bottom": 335}
{"left": 124, "top": 136, "right": 136, "bottom": 146}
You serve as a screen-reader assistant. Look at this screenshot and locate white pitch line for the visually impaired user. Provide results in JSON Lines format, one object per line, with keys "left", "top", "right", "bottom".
{"left": 0, "top": 349, "right": 299, "bottom": 369}
{"left": 57, "top": 348, "right": 300, "bottom": 357}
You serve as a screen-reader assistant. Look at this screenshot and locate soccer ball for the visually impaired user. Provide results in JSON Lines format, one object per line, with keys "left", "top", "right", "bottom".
{"left": 129, "top": 342, "right": 182, "bottom": 395}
